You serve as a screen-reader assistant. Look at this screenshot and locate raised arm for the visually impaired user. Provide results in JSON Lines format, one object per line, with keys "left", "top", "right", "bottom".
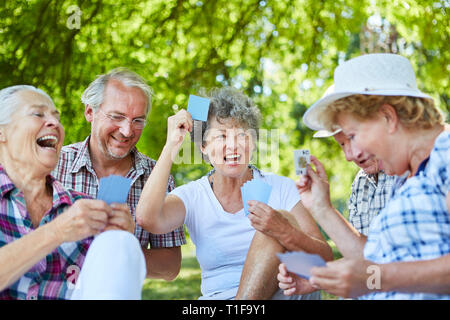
{"left": 296, "top": 156, "right": 366, "bottom": 259}
{"left": 135, "top": 109, "right": 193, "bottom": 234}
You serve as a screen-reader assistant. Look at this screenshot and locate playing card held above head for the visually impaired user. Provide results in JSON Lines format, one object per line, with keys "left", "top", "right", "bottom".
{"left": 187, "top": 94, "right": 210, "bottom": 122}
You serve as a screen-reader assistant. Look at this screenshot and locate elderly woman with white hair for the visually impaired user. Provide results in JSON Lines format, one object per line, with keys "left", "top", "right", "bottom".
{"left": 136, "top": 86, "right": 333, "bottom": 300}
{"left": 278, "top": 53, "right": 450, "bottom": 299}
{"left": 0, "top": 85, "right": 145, "bottom": 299}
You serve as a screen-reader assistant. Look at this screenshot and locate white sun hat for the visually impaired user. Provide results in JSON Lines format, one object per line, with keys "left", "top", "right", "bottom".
{"left": 310, "top": 84, "right": 343, "bottom": 138}
{"left": 303, "top": 53, "right": 433, "bottom": 131}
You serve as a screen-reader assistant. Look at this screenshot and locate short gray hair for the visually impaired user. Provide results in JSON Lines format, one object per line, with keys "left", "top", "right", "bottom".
{"left": 0, "top": 85, "right": 53, "bottom": 125}
{"left": 81, "top": 68, "right": 153, "bottom": 115}
{"left": 191, "top": 86, "right": 262, "bottom": 147}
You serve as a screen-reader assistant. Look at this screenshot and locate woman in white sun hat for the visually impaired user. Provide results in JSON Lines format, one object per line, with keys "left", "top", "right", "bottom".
{"left": 278, "top": 53, "right": 450, "bottom": 300}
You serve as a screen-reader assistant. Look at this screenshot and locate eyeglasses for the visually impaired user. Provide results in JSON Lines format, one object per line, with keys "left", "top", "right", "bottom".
{"left": 98, "top": 109, "right": 147, "bottom": 129}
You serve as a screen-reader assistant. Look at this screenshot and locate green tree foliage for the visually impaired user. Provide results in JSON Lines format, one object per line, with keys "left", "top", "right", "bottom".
{"left": 0, "top": 0, "right": 448, "bottom": 213}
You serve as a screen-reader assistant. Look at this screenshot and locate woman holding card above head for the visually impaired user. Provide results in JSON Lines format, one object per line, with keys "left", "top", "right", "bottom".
{"left": 0, "top": 85, "right": 145, "bottom": 300}
{"left": 136, "top": 86, "right": 333, "bottom": 300}
{"left": 279, "top": 53, "right": 450, "bottom": 300}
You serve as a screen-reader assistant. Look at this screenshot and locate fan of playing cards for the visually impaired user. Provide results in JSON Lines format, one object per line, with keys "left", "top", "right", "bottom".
{"left": 240, "top": 179, "right": 273, "bottom": 216}
{"left": 97, "top": 175, "right": 132, "bottom": 204}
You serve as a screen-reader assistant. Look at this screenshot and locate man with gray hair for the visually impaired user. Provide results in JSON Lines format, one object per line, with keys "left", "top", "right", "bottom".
{"left": 53, "top": 68, "right": 186, "bottom": 282}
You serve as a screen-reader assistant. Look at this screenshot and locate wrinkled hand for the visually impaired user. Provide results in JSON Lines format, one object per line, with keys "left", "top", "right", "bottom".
{"left": 310, "top": 258, "right": 377, "bottom": 298}
{"left": 52, "top": 199, "right": 111, "bottom": 243}
{"left": 247, "top": 200, "right": 291, "bottom": 240}
{"left": 277, "top": 263, "right": 318, "bottom": 296}
{"left": 104, "top": 203, "right": 135, "bottom": 234}
{"left": 295, "top": 155, "right": 333, "bottom": 218}
{"left": 165, "top": 109, "right": 193, "bottom": 157}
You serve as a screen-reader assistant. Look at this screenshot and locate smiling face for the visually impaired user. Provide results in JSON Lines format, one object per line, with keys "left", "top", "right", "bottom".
{"left": 333, "top": 131, "right": 380, "bottom": 175}
{"left": 336, "top": 110, "right": 406, "bottom": 176}
{"left": 201, "top": 117, "right": 256, "bottom": 178}
{"left": 86, "top": 79, "right": 147, "bottom": 161}
{"left": 0, "top": 90, "right": 64, "bottom": 174}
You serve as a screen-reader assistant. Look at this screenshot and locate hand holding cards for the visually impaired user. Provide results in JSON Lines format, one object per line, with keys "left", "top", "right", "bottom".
{"left": 241, "top": 179, "right": 272, "bottom": 216}
{"left": 277, "top": 251, "right": 326, "bottom": 279}
{"left": 294, "top": 149, "right": 310, "bottom": 175}
{"left": 187, "top": 94, "right": 210, "bottom": 121}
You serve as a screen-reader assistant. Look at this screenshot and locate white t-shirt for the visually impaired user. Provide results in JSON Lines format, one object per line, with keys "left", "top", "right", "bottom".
{"left": 170, "top": 169, "right": 300, "bottom": 299}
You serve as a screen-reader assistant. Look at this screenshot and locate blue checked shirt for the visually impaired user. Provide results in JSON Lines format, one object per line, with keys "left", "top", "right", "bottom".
{"left": 348, "top": 170, "right": 396, "bottom": 235}
{"left": 362, "top": 131, "right": 450, "bottom": 300}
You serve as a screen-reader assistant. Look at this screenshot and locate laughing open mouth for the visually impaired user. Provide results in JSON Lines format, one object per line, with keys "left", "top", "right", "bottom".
{"left": 224, "top": 154, "right": 241, "bottom": 163}
{"left": 36, "top": 135, "right": 58, "bottom": 149}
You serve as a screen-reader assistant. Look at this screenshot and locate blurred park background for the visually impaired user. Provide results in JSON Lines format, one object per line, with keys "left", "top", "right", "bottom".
{"left": 1, "top": 0, "right": 448, "bottom": 299}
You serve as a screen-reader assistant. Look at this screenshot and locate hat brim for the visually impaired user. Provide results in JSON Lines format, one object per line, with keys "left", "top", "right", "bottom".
{"left": 313, "top": 128, "right": 342, "bottom": 138}
{"left": 303, "top": 89, "right": 433, "bottom": 131}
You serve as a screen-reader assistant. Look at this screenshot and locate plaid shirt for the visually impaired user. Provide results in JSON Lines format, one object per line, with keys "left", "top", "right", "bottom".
{"left": 52, "top": 136, "right": 186, "bottom": 248}
{"left": 0, "top": 166, "right": 92, "bottom": 300}
{"left": 348, "top": 170, "right": 396, "bottom": 235}
{"left": 363, "top": 131, "right": 450, "bottom": 300}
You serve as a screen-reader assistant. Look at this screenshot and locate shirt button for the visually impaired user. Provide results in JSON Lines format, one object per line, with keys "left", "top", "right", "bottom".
{"left": 28, "top": 295, "right": 37, "bottom": 300}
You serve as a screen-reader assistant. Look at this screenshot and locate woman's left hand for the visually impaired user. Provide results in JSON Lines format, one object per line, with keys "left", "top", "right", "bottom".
{"left": 105, "top": 203, "right": 136, "bottom": 234}
{"left": 248, "top": 200, "right": 291, "bottom": 239}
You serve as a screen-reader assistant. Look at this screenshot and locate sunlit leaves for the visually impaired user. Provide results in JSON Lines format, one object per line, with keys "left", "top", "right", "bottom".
{"left": 0, "top": 0, "right": 448, "bottom": 197}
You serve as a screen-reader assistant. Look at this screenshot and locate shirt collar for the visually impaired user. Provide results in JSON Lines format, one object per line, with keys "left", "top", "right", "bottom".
{"left": 48, "top": 174, "right": 79, "bottom": 207}
{"left": 415, "top": 157, "right": 430, "bottom": 176}
{"left": 132, "top": 149, "right": 149, "bottom": 176}
{"left": 366, "top": 170, "right": 388, "bottom": 187}
{"left": 70, "top": 135, "right": 147, "bottom": 178}
{"left": 70, "top": 135, "right": 95, "bottom": 174}
{"left": 366, "top": 173, "right": 379, "bottom": 187}
{"left": 0, "top": 165, "right": 76, "bottom": 207}
{"left": 0, "top": 165, "right": 15, "bottom": 199}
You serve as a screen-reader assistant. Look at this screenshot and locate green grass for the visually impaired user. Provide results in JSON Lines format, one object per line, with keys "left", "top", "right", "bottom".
{"left": 142, "top": 239, "right": 201, "bottom": 300}
{"left": 142, "top": 239, "right": 341, "bottom": 300}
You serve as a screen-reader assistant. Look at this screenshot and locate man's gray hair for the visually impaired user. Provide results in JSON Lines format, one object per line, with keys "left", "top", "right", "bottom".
{"left": 81, "top": 68, "right": 153, "bottom": 115}
{"left": 191, "top": 86, "right": 262, "bottom": 148}
{"left": 0, "top": 85, "right": 53, "bottom": 125}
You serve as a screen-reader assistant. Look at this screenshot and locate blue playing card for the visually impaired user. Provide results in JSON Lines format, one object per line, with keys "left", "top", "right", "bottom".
{"left": 187, "top": 94, "right": 210, "bottom": 121}
{"left": 97, "top": 175, "right": 132, "bottom": 205}
{"left": 241, "top": 179, "right": 273, "bottom": 216}
{"left": 276, "top": 251, "right": 326, "bottom": 279}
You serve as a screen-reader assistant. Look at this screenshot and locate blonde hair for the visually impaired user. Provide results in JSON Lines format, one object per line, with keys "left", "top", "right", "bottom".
{"left": 324, "top": 94, "right": 445, "bottom": 131}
